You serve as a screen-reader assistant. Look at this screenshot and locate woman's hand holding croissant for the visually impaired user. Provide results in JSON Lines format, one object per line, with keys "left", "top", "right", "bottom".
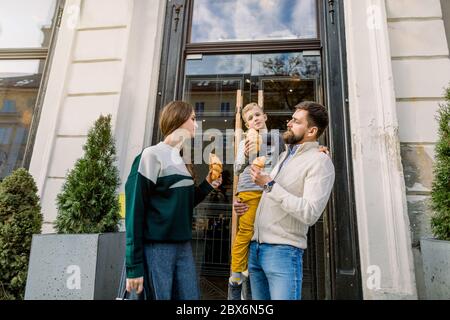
{"left": 206, "top": 172, "right": 222, "bottom": 189}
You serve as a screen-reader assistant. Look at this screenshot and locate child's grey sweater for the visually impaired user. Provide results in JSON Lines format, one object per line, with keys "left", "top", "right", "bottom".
{"left": 234, "top": 130, "right": 285, "bottom": 194}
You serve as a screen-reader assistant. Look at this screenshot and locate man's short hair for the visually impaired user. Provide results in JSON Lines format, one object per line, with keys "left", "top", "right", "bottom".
{"left": 295, "top": 101, "right": 329, "bottom": 138}
{"left": 241, "top": 102, "right": 263, "bottom": 123}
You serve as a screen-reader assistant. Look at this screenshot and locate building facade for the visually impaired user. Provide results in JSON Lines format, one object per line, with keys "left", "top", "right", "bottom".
{"left": 1, "top": 0, "right": 449, "bottom": 299}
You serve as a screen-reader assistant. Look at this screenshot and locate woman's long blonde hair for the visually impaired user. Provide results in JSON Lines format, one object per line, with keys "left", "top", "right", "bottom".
{"left": 159, "top": 101, "right": 196, "bottom": 180}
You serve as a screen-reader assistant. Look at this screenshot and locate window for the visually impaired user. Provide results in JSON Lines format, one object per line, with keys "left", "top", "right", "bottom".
{"left": 2, "top": 100, "right": 17, "bottom": 113}
{"left": 190, "top": 0, "right": 318, "bottom": 43}
{"left": 0, "top": 0, "right": 61, "bottom": 179}
{"left": 220, "top": 102, "right": 230, "bottom": 113}
{"left": 195, "top": 101, "right": 205, "bottom": 114}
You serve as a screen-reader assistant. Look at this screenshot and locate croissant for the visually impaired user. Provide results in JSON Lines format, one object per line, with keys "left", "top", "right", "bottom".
{"left": 209, "top": 153, "right": 222, "bottom": 181}
{"left": 252, "top": 156, "right": 266, "bottom": 170}
{"left": 246, "top": 128, "right": 262, "bottom": 154}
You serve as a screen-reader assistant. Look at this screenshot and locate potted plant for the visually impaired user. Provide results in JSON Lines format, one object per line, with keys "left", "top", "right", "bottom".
{"left": 0, "top": 169, "right": 42, "bottom": 300}
{"left": 25, "top": 115, "right": 125, "bottom": 300}
{"left": 420, "top": 86, "right": 450, "bottom": 300}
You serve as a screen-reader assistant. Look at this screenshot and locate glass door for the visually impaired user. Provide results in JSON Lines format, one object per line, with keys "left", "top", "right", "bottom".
{"left": 183, "top": 51, "right": 323, "bottom": 299}
{"left": 184, "top": 56, "right": 246, "bottom": 298}
{"left": 154, "top": 0, "right": 362, "bottom": 300}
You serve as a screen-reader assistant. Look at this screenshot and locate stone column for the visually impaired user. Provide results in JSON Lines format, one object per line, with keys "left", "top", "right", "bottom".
{"left": 343, "top": 0, "right": 417, "bottom": 299}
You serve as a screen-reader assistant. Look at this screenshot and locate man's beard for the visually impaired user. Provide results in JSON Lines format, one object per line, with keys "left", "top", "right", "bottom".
{"left": 283, "top": 129, "right": 304, "bottom": 145}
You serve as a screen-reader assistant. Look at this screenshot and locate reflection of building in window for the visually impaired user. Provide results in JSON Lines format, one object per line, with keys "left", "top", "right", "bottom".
{"left": 187, "top": 78, "right": 241, "bottom": 114}
{"left": 0, "top": 74, "right": 40, "bottom": 179}
{"left": 220, "top": 102, "right": 230, "bottom": 113}
{"left": 0, "top": 1, "right": 57, "bottom": 179}
{"left": 195, "top": 101, "right": 205, "bottom": 114}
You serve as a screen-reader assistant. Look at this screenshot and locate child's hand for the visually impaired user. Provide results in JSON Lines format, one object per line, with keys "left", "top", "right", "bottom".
{"left": 319, "top": 145, "right": 330, "bottom": 156}
{"left": 244, "top": 139, "right": 251, "bottom": 158}
{"left": 244, "top": 138, "right": 258, "bottom": 158}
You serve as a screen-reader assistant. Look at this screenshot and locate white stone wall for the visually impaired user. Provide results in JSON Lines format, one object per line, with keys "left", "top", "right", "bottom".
{"left": 29, "top": 0, "right": 165, "bottom": 233}
{"left": 386, "top": 0, "right": 450, "bottom": 299}
{"left": 344, "top": 0, "right": 418, "bottom": 299}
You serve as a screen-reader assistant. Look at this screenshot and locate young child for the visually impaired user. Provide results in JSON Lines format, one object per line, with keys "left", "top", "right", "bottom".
{"left": 228, "top": 103, "right": 285, "bottom": 300}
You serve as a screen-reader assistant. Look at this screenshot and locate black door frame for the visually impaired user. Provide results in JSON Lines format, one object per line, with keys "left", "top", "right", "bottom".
{"left": 321, "top": 0, "right": 363, "bottom": 299}
{"left": 152, "top": 0, "right": 362, "bottom": 300}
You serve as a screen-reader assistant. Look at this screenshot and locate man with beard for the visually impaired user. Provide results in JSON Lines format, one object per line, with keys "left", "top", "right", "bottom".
{"left": 233, "top": 101, "right": 335, "bottom": 300}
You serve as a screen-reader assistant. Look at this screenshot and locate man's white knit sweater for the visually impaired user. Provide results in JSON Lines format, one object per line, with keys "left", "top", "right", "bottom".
{"left": 252, "top": 141, "right": 335, "bottom": 249}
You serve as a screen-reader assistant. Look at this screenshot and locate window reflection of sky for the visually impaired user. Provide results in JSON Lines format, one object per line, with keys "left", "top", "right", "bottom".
{"left": 186, "top": 53, "right": 321, "bottom": 79}
{"left": 0, "top": 60, "right": 41, "bottom": 78}
{"left": 186, "top": 55, "right": 251, "bottom": 75}
{"left": 191, "top": 0, "right": 317, "bottom": 43}
{"left": 0, "top": 0, "right": 57, "bottom": 48}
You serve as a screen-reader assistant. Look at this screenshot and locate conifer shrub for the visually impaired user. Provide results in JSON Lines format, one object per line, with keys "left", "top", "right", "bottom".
{"left": 55, "top": 114, "right": 121, "bottom": 234}
{"left": 430, "top": 86, "right": 450, "bottom": 241}
{"left": 0, "top": 168, "right": 42, "bottom": 299}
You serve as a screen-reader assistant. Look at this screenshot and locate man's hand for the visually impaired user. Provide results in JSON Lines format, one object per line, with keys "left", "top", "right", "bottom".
{"left": 250, "top": 165, "right": 272, "bottom": 187}
{"left": 233, "top": 199, "right": 249, "bottom": 216}
{"left": 126, "top": 277, "right": 144, "bottom": 294}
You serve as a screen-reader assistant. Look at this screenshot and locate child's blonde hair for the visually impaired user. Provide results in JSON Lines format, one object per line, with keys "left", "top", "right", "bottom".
{"left": 241, "top": 102, "right": 263, "bottom": 124}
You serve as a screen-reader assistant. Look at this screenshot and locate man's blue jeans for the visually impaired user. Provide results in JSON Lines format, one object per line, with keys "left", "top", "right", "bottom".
{"left": 143, "top": 241, "right": 200, "bottom": 300}
{"left": 248, "top": 241, "right": 304, "bottom": 300}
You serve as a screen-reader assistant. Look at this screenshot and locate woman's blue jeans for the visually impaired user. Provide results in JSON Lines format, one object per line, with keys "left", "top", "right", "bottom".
{"left": 248, "top": 241, "right": 304, "bottom": 300}
{"left": 143, "top": 241, "right": 200, "bottom": 300}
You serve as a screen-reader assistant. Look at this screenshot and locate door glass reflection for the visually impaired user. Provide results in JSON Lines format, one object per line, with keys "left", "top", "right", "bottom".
{"left": 0, "top": 60, "right": 44, "bottom": 179}
{"left": 184, "top": 77, "right": 239, "bottom": 282}
{"left": 251, "top": 52, "right": 321, "bottom": 126}
{"left": 183, "top": 51, "right": 322, "bottom": 299}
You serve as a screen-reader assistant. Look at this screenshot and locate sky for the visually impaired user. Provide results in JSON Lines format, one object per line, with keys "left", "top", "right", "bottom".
{"left": 0, "top": 0, "right": 56, "bottom": 76}
{"left": 0, "top": 0, "right": 56, "bottom": 48}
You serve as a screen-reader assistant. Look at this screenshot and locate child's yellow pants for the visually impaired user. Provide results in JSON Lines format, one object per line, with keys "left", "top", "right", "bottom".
{"left": 231, "top": 191, "right": 262, "bottom": 273}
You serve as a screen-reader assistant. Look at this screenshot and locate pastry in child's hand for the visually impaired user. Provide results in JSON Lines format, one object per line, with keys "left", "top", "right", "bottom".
{"left": 252, "top": 156, "right": 266, "bottom": 170}
{"left": 209, "top": 153, "right": 222, "bottom": 181}
{"left": 246, "top": 128, "right": 262, "bottom": 154}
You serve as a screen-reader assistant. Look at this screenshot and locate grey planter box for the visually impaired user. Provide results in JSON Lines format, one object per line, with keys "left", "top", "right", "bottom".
{"left": 421, "top": 238, "right": 450, "bottom": 300}
{"left": 25, "top": 232, "right": 125, "bottom": 300}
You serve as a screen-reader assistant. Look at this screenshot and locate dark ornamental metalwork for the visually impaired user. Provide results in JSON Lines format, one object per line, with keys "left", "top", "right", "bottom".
{"left": 173, "top": 4, "right": 183, "bottom": 32}
{"left": 328, "top": 0, "right": 336, "bottom": 24}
